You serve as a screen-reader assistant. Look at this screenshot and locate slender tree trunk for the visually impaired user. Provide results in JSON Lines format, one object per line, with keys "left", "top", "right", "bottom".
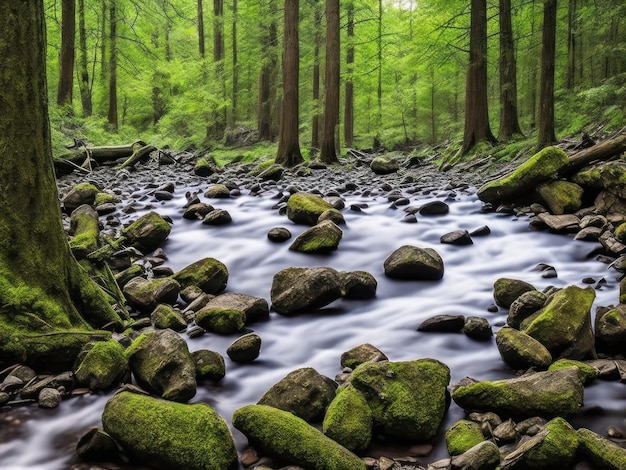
{"left": 100, "top": 0, "right": 107, "bottom": 80}
{"left": 311, "top": 0, "right": 322, "bottom": 148}
{"left": 320, "top": 0, "right": 340, "bottom": 163}
{"left": 258, "top": 0, "right": 278, "bottom": 141}
{"left": 275, "top": 0, "right": 303, "bottom": 167}
{"left": 213, "top": 0, "right": 224, "bottom": 62}
{"left": 231, "top": 0, "right": 238, "bottom": 125}
{"left": 498, "top": 0, "right": 523, "bottom": 140}
{"left": 78, "top": 0, "right": 92, "bottom": 116}
{"left": 376, "top": 0, "right": 383, "bottom": 139}
{"left": 0, "top": 1, "right": 124, "bottom": 371}
{"left": 198, "top": 0, "right": 205, "bottom": 58}
{"left": 462, "top": 0, "right": 496, "bottom": 153}
{"left": 567, "top": 0, "right": 577, "bottom": 88}
{"left": 528, "top": 0, "right": 538, "bottom": 129}
{"left": 538, "top": 0, "right": 557, "bottom": 149}
{"left": 344, "top": 0, "right": 355, "bottom": 148}
{"left": 57, "top": 0, "right": 76, "bottom": 106}
{"left": 107, "top": 0, "right": 118, "bottom": 132}
{"left": 210, "top": 0, "right": 226, "bottom": 138}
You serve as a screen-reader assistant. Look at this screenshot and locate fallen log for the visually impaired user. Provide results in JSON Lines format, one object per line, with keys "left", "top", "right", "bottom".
{"left": 117, "top": 144, "right": 158, "bottom": 170}
{"left": 560, "top": 131, "right": 626, "bottom": 176}
{"left": 58, "top": 141, "right": 146, "bottom": 164}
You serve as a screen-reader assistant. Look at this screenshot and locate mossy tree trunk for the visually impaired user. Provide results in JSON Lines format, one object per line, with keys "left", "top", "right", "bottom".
{"left": 0, "top": 1, "right": 125, "bottom": 371}
{"left": 537, "top": 0, "right": 557, "bottom": 150}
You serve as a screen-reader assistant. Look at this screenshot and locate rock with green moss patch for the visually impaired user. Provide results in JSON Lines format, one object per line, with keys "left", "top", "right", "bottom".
{"left": 318, "top": 208, "right": 346, "bottom": 225}
{"left": 258, "top": 163, "right": 284, "bottom": 181}
{"left": 508, "top": 290, "right": 548, "bottom": 329}
{"left": 287, "top": 193, "right": 339, "bottom": 226}
{"left": 270, "top": 267, "right": 343, "bottom": 315}
{"left": 121, "top": 211, "right": 171, "bottom": 253}
{"left": 289, "top": 220, "right": 343, "bottom": 253}
{"left": 191, "top": 349, "right": 225, "bottom": 381}
{"left": 126, "top": 330, "right": 196, "bottom": 402}
{"left": 233, "top": 404, "right": 366, "bottom": 470}
{"left": 62, "top": 182, "right": 100, "bottom": 212}
{"left": 452, "top": 369, "right": 583, "bottom": 418}
{"left": 69, "top": 204, "right": 100, "bottom": 259}
{"left": 74, "top": 340, "right": 128, "bottom": 391}
{"left": 193, "top": 156, "right": 220, "bottom": 176}
{"left": 496, "top": 326, "right": 553, "bottom": 370}
{"left": 171, "top": 257, "right": 228, "bottom": 294}
{"left": 450, "top": 441, "right": 500, "bottom": 470}
{"left": 548, "top": 359, "right": 597, "bottom": 384}
{"left": 616, "top": 223, "right": 626, "bottom": 244}
{"left": 537, "top": 180, "right": 584, "bottom": 215}
{"left": 595, "top": 304, "right": 626, "bottom": 355}
{"left": 227, "top": 332, "right": 262, "bottom": 363}
{"left": 150, "top": 304, "right": 187, "bottom": 331}
{"left": 204, "top": 184, "right": 231, "bottom": 198}
{"left": 94, "top": 192, "right": 120, "bottom": 206}
{"left": 258, "top": 367, "right": 337, "bottom": 422}
{"left": 123, "top": 276, "right": 180, "bottom": 311}
{"left": 323, "top": 384, "right": 372, "bottom": 453}
{"left": 477, "top": 147, "right": 570, "bottom": 204}
{"left": 205, "top": 292, "right": 269, "bottom": 324}
{"left": 349, "top": 359, "right": 450, "bottom": 441}
{"left": 195, "top": 307, "right": 246, "bottom": 334}
{"left": 493, "top": 278, "right": 536, "bottom": 309}
{"left": 102, "top": 391, "right": 236, "bottom": 470}
{"left": 577, "top": 427, "right": 626, "bottom": 470}
{"left": 572, "top": 161, "right": 626, "bottom": 199}
{"left": 370, "top": 154, "right": 400, "bottom": 175}
{"left": 383, "top": 245, "right": 444, "bottom": 281}
{"left": 445, "top": 419, "right": 485, "bottom": 456}
{"left": 340, "top": 343, "right": 388, "bottom": 369}
{"left": 500, "top": 417, "right": 578, "bottom": 469}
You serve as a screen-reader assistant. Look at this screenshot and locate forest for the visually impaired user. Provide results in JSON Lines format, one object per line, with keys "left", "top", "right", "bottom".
{"left": 44, "top": 0, "right": 626, "bottom": 163}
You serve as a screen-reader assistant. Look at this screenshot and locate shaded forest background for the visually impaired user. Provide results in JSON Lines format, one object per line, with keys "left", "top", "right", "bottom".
{"left": 45, "top": 0, "right": 626, "bottom": 161}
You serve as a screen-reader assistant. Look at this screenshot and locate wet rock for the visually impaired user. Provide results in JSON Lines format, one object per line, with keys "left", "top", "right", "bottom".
{"left": 195, "top": 306, "right": 246, "bottom": 334}
{"left": 123, "top": 276, "right": 180, "bottom": 311}
{"left": 508, "top": 290, "right": 548, "bottom": 329}
{"left": 202, "top": 208, "right": 232, "bottom": 225}
{"left": 76, "top": 427, "right": 120, "bottom": 461}
{"left": 340, "top": 271, "right": 378, "bottom": 299}
{"left": 126, "top": 329, "right": 196, "bottom": 402}
{"left": 289, "top": 220, "right": 343, "bottom": 253}
{"left": 191, "top": 349, "right": 226, "bottom": 382}
{"left": 204, "top": 183, "right": 231, "bottom": 198}
{"left": 572, "top": 161, "right": 626, "bottom": 199}
{"left": 496, "top": 326, "right": 553, "bottom": 370}
{"left": 577, "top": 427, "right": 626, "bottom": 469}
{"left": 258, "top": 163, "right": 284, "bottom": 181}
{"left": 268, "top": 227, "right": 292, "bottom": 242}
{"left": 287, "top": 192, "right": 339, "bottom": 226}
{"left": 452, "top": 369, "right": 584, "bottom": 418}
{"left": 69, "top": 204, "right": 100, "bottom": 258}
{"left": 182, "top": 202, "right": 214, "bottom": 220}
{"left": 440, "top": 230, "right": 473, "bottom": 245}
{"left": 121, "top": 211, "right": 171, "bottom": 253}
{"left": 462, "top": 317, "right": 492, "bottom": 341}
{"left": 74, "top": 340, "right": 129, "bottom": 391}
{"left": 469, "top": 411, "right": 502, "bottom": 436}
{"left": 270, "top": 267, "right": 343, "bottom": 315}
{"left": 371, "top": 155, "right": 400, "bottom": 175}
{"left": 62, "top": 182, "right": 99, "bottom": 212}
{"left": 450, "top": 441, "right": 500, "bottom": 470}
{"left": 384, "top": 245, "right": 444, "bottom": 281}
{"left": 318, "top": 208, "right": 346, "bottom": 225}
{"left": 418, "top": 314, "right": 465, "bottom": 333}
{"left": 574, "top": 226, "right": 603, "bottom": 241}
{"left": 584, "top": 359, "right": 620, "bottom": 380}
{"left": 445, "top": 419, "right": 485, "bottom": 456}
{"left": 595, "top": 304, "right": 626, "bottom": 355}
{"left": 171, "top": 257, "right": 228, "bottom": 294}
{"left": 233, "top": 404, "right": 366, "bottom": 470}
{"left": 206, "top": 292, "right": 269, "bottom": 324}
{"left": 419, "top": 200, "right": 449, "bottom": 216}
{"left": 469, "top": 225, "right": 491, "bottom": 237}
{"left": 21, "top": 372, "right": 74, "bottom": 399}
{"left": 258, "top": 367, "right": 336, "bottom": 422}
{"left": 548, "top": 359, "right": 598, "bottom": 384}
{"left": 515, "top": 416, "right": 547, "bottom": 436}
{"left": 227, "top": 332, "right": 262, "bottom": 363}
{"left": 493, "top": 278, "right": 536, "bottom": 309}
{"left": 103, "top": 391, "right": 237, "bottom": 470}
{"left": 532, "top": 213, "right": 580, "bottom": 232}
{"left": 150, "top": 304, "right": 187, "bottom": 331}
{"left": 0, "top": 375, "right": 23, "bottom": 394}
{"left": 493, "top": 418, "right": 517, "bottom": 443}
{"left": 340, "top": 343, "right": 388, "bottom": 369}
{"left": 38, "top": 387, "right": 62, "bottom": 408}
{"left": 537, "top": 180, "right": 584, "bottom": 215}
{"left": 323, "top": 384, "right": 372, "bottom": 453}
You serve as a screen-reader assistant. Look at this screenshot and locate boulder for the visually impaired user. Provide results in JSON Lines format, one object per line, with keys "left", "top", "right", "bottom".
{"left": 103, "top": 391, "right": 237, "bottom": 470}
{"left": 76, "top": 428, "right": 119, "bottom": 461}
{"left": 258, "top": 163, "right": 284, "bottom": 181}
{"left": 349, "top": 359, "right": 450, "bottom": 441}
{"left": 440, "top": 230, "right": 473, "bottom": 245}
{"left": 205, "top": 292, "right": 269, "bottom": 324}
{"left": 267, "top": 227, "right": 292, "bottom": 242}
{"left": 449, "top": 441, "right": 500, "bottom": 470}
{"left": 383, "top": 245, "right": 444, "bottom": 281}
{"left": 508, "top": 290, "right": 548, "bottom": 329}
{"left": 258, "top": 367, "right": 336, "bottom": 422}
{"left": 227, "top": 332, "right": 262, "bottom": 363}
{"left": 203, "top": 183, "right": 231, "bottom": 198}
{"left": 370, "top": 155, "right": 400, "bottom": 175}
{"left": 74, "top": 340, "right": 128, "bottom": 390}
{"left": 193, "top": 157, "right": 220, "bottom": 176}
{"left": 419, "top": 200, "right": 449, "bottom": 216}
{"left": 69, "top": 204, "right": 100, "bottom": 258}
{"left": 445, "top": 419, "right": 485, "bottom": 456}
{"left": 323, "top": 384, "right": 373, "bottom": 453}
{"left": 577, "top": 427, "right": 626, "bottom": 470}
{"left": 536, "top": 180, "right": 584, "bottom": 215}
{"left": 183, "top": 202, "right": 214, "bottom": 220}
{"left": 195, "top": 307, "right": 246, "bottom": 334}
{"left": 477, "top": 146, "right": 570, "bottom": 204}
{"left": 548, "top": 359, "right": 598, "bottom": 384}
{"left": 121, "top": 211, "right": 171, "bottom": 253}
{"left": 123, "top": 277, "right": 180, "bottom": 311}
{"left": 289, "top": 220, "right": 343, "bottom": 253}
{"left": 495, "top": 326, "right": 553, "bottom": 370}
{"left": 595, "top": 304, "right": 626, "bottom": 355}
{"left": 340, "top": 343, "right": 388, "bottom": 369}
{"left": 287, "top": 193, "right": 339, "bottom": 226}
{"left": 340, "top": 271, "right": 377, "bottom": 299}
{"left": 202, "top": 209, "right": 232, "bottom": 225}
{"left": 462, "top": 317, "right": 493, "bottom": 341}
{"left": 232, "top": 404, "right": 366, "bottom": 470}
{"left": 595, "top": 190, "right": 626, "bottom": 216}
{"left": 191, "top": 349, "right": 226, "bottom": 382}
{"left": 452, "top": 369, "right": 584, "bottom": 418}
{"left": 418, "top": 315, "right": 465, "bottom": 333}
{"left": 532, "top": 213, "right": 581, "bottom": 232}
{"left": 493, "top": 278, "right": 536, "bottom": 309}
{"left": 150, "top": 304, "right": 187, "bottom": 331}
{"left": 270, "top": 267, "right": 343, "bottom": 315}
{"left": 318, "top": 208, "right": 346, "bottom": 225}
{"left": 62, "top": 182, "right": 99, "bottom": 212}
{"left": 171, "top": 257, "right": 228, "bottom": 294}
{"left": 126, "top": 330, "right": 197, "bottom": 402}
{"left": 38, "top": 388, "right": 62, "bottom": 408}
{"left": 572, "top": 161, "right": 626, "bottom": 199}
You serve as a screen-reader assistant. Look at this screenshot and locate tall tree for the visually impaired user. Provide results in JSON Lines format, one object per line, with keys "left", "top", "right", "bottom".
{"left": 320, "top": 0, "right": 340, "bottom": 163}
{"left": 213, "top": 0, "right": 224, "bottom": 62}
{"left": 344, "top": 0, "right": 355, "bottom": 148}
{"left": 275, "top": 0, "right": 303, "bottom": 166}
{"left": 231, "top": 0, "right": 239, "bottom": 124}
{"left": 462, "top": 0, "right": 496, "bottom": 153}
{"left": 0, "top": 0, "right": 125, "bottom": 371}
{"left": 257, "top": 0, "right": 278, "bottom": 141}
{"left": 198, "top": 0, "right": 205, "bottom": 58}
{"left": 311, "top": 0, "right": 322, "bottom": 148}
{"left": 538, "top": 0, "right": 557, "bottom": 148}
{"left": 211, "top": 0, "right": 226, "bottom": 137}
{"left": 78, "top": 0, "right": 92, "bottom": 116}
{"left": 57, "top": 0, "right": 76, "bottom": 106}
{"left": 107, "top": 0, "right": 118, "bottom": 131}
{"left": 498, "top": 0, "right": 523, "bottom": 140}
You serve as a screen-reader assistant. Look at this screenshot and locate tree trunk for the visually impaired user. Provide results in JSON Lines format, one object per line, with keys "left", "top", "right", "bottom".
{"left": 198, "top": 0, "right": 205, "bottom": 58}
{"left": 100, "top": 0, "right": 107, "bottom": 80}
{"left": 498, "top": 0, "right": 523, "bottom": 140}
{"left": 231, "top": 0, "right": 238, "bottom": 125}
{"left": 257, "top": 0, "right": 278, "bottom": 141}
{"left": 107, "top": 0, "right": 118, "bottom": 132}
{"left": 566, "top": 0, "right": 577, "bottom": 89}
{"left": 0, "top": 1, "right": 125, "bottom": 371}
{"left": 311, "top": 0, "right": 322, "bottom": 148}
{"left": 320, "top": 0, "right": 340, "bottom": 163}
{"left": 561, "top": 132, "right": 626, "bottom": 175}
{"left": 376, "top": 0, "right": 383, "bottom": 140}
{"left": 78, "top": 0, "right": 92, "bottom": 116}
{"left": 275, "top": 0, "right": 303, "bottom": 167}
{"left": 57, "top": 0, "right": 76, "bottom": 106}
{"left": 213, "top": 0, "right": 224, "bottom": 62}
{"left": 344, "top": 0, "right": 355, "bottom": 148}
{"left": 537, "top": 0, "right": 557, "bottom": 149}
{"left": 462, "top": 0, "right": 496, "bottom": 153}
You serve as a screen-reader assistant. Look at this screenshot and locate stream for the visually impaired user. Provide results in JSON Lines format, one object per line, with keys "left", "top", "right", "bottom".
{"left": 1, "top": 168, "right": 625, "bottom": 469}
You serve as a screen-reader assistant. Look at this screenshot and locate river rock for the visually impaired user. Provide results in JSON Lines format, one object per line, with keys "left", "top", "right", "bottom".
{"left": 547, "top": 359, "right": 598, "bottom": 384}
{"left": 287, "top": 192, "right": 339, "bottom": 226}
{"left": 383, "top": 245, "right": 444, "bottom": 281}
{"left": 370, "top": 154, "right": 400, "bottom": 174}
{"left": 270, "top": 267, "right": 343, "bottom": 315}
{"left": 450, "top": 441, "right": 500, "bottom": 470}
{"left": 267, "top": 227, "right": 292, "bottom": 242}
{"left": 202, "top": 208, "right": 232, "bottom": 225}
{"left": 20, "top": 371, "right": 74, "bottom": 399}
{"left": 322, "top": 384, "right": 372, "bottom": 453}
{"left": 62, "top": 182, "right": 99, "bottom": 212}
{"left": 348, "top": 359, "right": 450, "bottom": 441}
{"left": 38, "top": 387, "right": 62, "bottom": 408}
{"left": 532, "top": 213, "right": 580, "bottom": 232}
{"left": 233, "top": 404, "right": 366, "bottom": 470}
{"left": 205, "top": 292, "right": 269, "bottom": 324}
{"left": 227, "top": 332, "right": 262, "bottom": 363}
{"left": 195, "top": 306, "right": 246, "bottom": 334}
{"left": 318, "top": 208, "right": 346, "bottom": 225}
{"left": 171, "top": 257, "right": 228, "bottom": 294}
{"left": 445, "top": 419, "right": 485, "bottom": 456}
{"left": 340, "top": 271, "right": 377, "bottom": 299}
{"left": 418, "top": 314, "right": 465, "bottom": 333}
{"left": 495, "top": 326, "right": 553, "bottom": 370}
{"left": 500, "top": 417, "right": 578, "bottom": 470}
{"left": 204, "top": 183, "right": 231, "bottom": 198}
{"left": 121, "top": 211, "right": 171, "bottom": 253}
{"left": 419, "top": 200, "right": 449, "bottom": 216}
{"left": 507, "top": 290, "right": 548, "bottom": 329}
{"left": 452, "top": 369, "right": 584, "bottom": 418}
{"left": 74, "top": 340, "right": 128, "bottom": 390}
{"left": 572, "top": 160, "right": 626, "bottom": 199}
{"left": 103, "top": 391, "right": 237, "bottom": 470}
{"left": 76, "top": 427, "right": 119, "bottom": 461}
{"left": 493, "top": 278, "right": 536, "bottom": 309}
{"left": 594, "top": 190, "right": 626, "bottom": 217}
{"left": 258, "top": 367, "right": 336, "bottom": 422}
{"left": 536, "top": 180, "right": 584, "bottom": 215}
{"left": 340, "top": 343, "right": 388, "bottom": 369}
{"left": 183, "top": 202, "right": 214, "bottom": 220}
{"left": 123, "top": 276, "right": 180, "bottom": 311}
{"left": 258, "top": 163, "right": 284, "bottom": 181}
{"left": 126, "top": 329, "right": 196, "bottom": 402}
{"left": 577, "top": 427, "right": 626, "bottom": 470}
{"left": 150, "top": 304, "right": 187, "bottom": 331}
{"left": 191, "top": 349, "right": 226, "bottom": 381}
{"left": 595, "top": 303, "right": 626, "bottom": 354}
{"left": 440, "top": 230, "right": 473, "bottom": 245}
{"left": 463, "top": 317, "right": 492, "bottom": 341}
{"left": 69, "top": 204, "right": 100, "bottom": 258}
{"left": 289, "top": 220, "right": 343, "bottom": 253}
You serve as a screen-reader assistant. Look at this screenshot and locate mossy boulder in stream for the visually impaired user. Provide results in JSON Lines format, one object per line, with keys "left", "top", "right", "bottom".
{"left": 323, "top": 384, "right": 373, "bottom": 453}
{"left": 537, "top": 180, "right": 584, "bottom": 215}
{"left": 171, "top": 257, "right": 228, "bottom": 294}
{"left": 121, "top": 211, "right": 171, "bottom": 253}
{"left": 493, "top": 278, "right": 536, "bottom": 309}
{"left": 577, "top": 427, "right": 626, "bottom": 469}
{"left": 204, "top": 292, "right": 269, "bottom": 324}
{"left": 102, "top": 391, "right": 237, "bottom": 470}
{"left": 287, "top": 192, "right": 340, "bottom": 226}
{"left": 572, "top": 161, "right": 626, "bottom": 199}
{"left": 495, "top": 326, "right": 553, "bottom": 370}
{"left": 477, "top": 146, "right": 570, "bottom": 204}
{"left": 289, "top": 220, "right": 343, "bottom": 253}
{"left": 233, "top": 404, "right": 366, "bottom": 470}
{"left": 383, "top": 245, "right": 444, "bottom": 281}
{"left": 74, "top": 340, "right": 128, "bottom": 390}
{"left": 270, "top": 267, "right": 343, "bottom": 315}
{"left": 445, "top": 419, "right": 485, "bottom": 456}
{"left": 195, "top": 307, "right": 246, "bottom": 334}
{"left": 123, "top": 276, "right": 180, "bottom": 312}
{"left": 62, "top": 182, "right": 100, "bottom": 212}
{"left": 69, "top": 204, "right": 100, "bottom": 258}
{"left": 548, "top": 359, "right": 598, "bottom": 384}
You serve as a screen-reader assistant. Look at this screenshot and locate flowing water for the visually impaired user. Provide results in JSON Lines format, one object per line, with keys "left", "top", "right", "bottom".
{"left": 1, "top": 172, "right": 625, "bottom": 469}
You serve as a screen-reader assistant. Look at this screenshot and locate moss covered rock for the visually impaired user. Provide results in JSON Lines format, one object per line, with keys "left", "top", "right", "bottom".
{"left": 193, "top": 156, "right": 220, "bottom": 176}
{"left": 383, "top": 245, "right": 444, "bottom": 281}
{"left": 370, "top": 154, "right": 400, "bottom": 175}
{"left": 477, "top": 146, "right": 569, "bottom": 204}
{"left": 123, "top": 276, "right": 180, "bottom": 312}
{"left": 74, "top": 340, "right": 128, "bottom": 390}
{"left": 323, "top": 384, "right": 372, "bottom": 453}
{"left": 171, "top": 257, "right": 228, "bottom": 294}
{"left": 572, "top": 161, "right": 626, "bottom": 199}
{"left": 495, "top": 326, "right": 553, "bottom": 370}
{"left": 349, "top": 359, "right": 450, "bottom": 441}
{"left": 226, "top": 332, "right": 262, "bottom": 363}
{"left": 270, "top": 267, "right": 343, "bottom": 315}
{"left": 577, "top": 427, "right": 626, "bottom": 470}
{"left": 287, "top": 193, "right": 339, "bottom": 226}
{"left": 493, "top": 278, "right": 536, "bottom": 309}
{"left": 150, "top": 304, "right": 187, "bottom": 331}
{"left": 205, "top": 292, "right": 269, "bottom": 324}
{"left": 62, "top": 182, "right": 100, "bottom": 212}
{"left": 121, "top": 211, "right": 171, "bottom": 253}
{"left": 232, "top": 404, "right": 366, "bottom": 470}
{"left": 537, "top": 180, "right": 584, "bottom": 215}
{"left": 595, "top": 304, "right": 626, "bottom": 355}
{"left": 445, "top": 419, "right": 485, "bottom": 456}
{"left": 195, "top": 307, "right": 246, "bottom": 334}
{"left": 508, "top": 290, "right": 548, "bottom": 329}
{"left": 204, "top": 184, "right": 231, "bottom": 199}
{"left": 69, "top": 204, "right": 100, "bottom": 259}
{"left": 191, "top": 349, "right": 226, "bottom": 381}
{"left": 102, "top": 391, "right": 237, "bottom": 470}
{"left": 340, "top": 343, "right": 388, "bottom": 369}
{"left": 258, "top": 163, "right": 284, "bottom": 181}
{"left": 289, "top": 220, "right": 343, "bottom": 253}
{"left": 548, "top": 358, "right": 597, "bottom": 384}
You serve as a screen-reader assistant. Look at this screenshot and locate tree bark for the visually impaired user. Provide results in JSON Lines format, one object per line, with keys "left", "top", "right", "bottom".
{"left": 107, "top": 0, "right": 118, "bottom": 132}
{"left": 462, "top": 0, "right": 496, "bottom": 153}
{"left": 231, "top": 0, "right": 238, "bottom": 124}
{"left": 57, "top": 0, "right": 76, "bottom": 106}
{"left": 275, "top": 0, "right": 303, "bottom": 167}
{"left": 561, "top": 132, "right": 626, "bottom": 175}
{"left": 257, "top": 0, "right": 278, "bottom": 141}
{"left": 498, "top": 0, "right": 523, "bottom": 140}
{"left": 0, "top": 1, "right": 125, "bottom": 371}
{"left": 78, "top": 0, "right": 92, "bottom": 116}
{"left": 213, "top": 0, "right": 224, "bottom": 62}
{"left": 198, "top": 0, "right": 205, "bottom": 58}
{"left": 320, "top": 0, "right": 340, "bottom": 163}
{"left": 344, "top": 0, "right": 355, "bottom": 148}
{"left": 311, "top": 0, "right": 322, "bottom": 148}
{"left": 537, "top": 0, "right": 557, "bottom": 149}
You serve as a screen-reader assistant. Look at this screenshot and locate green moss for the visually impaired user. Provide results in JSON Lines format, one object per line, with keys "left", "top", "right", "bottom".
{"left": 287, "top": 193, "right": 339, "bottom": 226}
{"left": 495, "top": 326, "right": 553, "bottom": 369}
{"left": 289, "top": 220, "right": 343, "bottom": 253}
{"left": 578, "top": 427, "right": 626, "bottom": 469}
{"left": 615, "top": 223, "right": 626, "bottom": 244}
{"left": 191, "top": 350, "right": 226, "bottom": 381}
{"left": 171, "top": 257, "right": 228, "bottom": 294}
{"left": 195, "top": 307, "right": 245, "bottom": 334}
{"left": 323, "top": 385, "right": 373, "bottom": 453}
{"left": 537, "top": 180, "right": 584, "bottom": 215}
{"left": 150, "top": 304, "right": 187, "bottom": 331}
{"left": 74, "top": 339, "right": 128, "bottom": 389}
{"left": 548, "top": 359, "right": 597, "bottom": 384}
{"left": 233, "top": 404, "right": 366, "bottom": 470}
{"left": 103, "top": 391, "right": 237, "bottom": 470}
{"left": 445, "top": 419, "right": 485, "bottom": 456}
{"left": 493, "top": 278, "right": 536, "bottom": 309}
{"left": 121, "top": 211, "right": 171, "bottom": 252}
{"left": 94, "top": 192, "right": 121, "bottom": 205}
{"left": 69, "top": 208, "right": 100, "bottom": 259}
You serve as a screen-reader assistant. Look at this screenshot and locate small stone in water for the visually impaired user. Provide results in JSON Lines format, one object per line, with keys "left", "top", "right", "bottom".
{"left": 486, "top": 303, "right": 498, "bottom": 312}
{"left": 38, "top": 388, "right": 62, "bottom": 408}
{"left": 582, "top": 277, "right": 595, "bottom": 284}
{"left": 608, "top": 426, "right": 624, "bottom": 438}
{"left": 268, "top": 227, "right": 292, "bottom": 243}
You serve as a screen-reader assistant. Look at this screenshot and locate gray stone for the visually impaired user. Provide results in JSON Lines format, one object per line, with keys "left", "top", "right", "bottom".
{"left": 270, "top": 267, "right": 343, "bottom": 315}
{"left": 384, "top": 245, "right": 444, "bottom": 281}
{"left": 227, "top": 332, "right": 262, "bottom": 363}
